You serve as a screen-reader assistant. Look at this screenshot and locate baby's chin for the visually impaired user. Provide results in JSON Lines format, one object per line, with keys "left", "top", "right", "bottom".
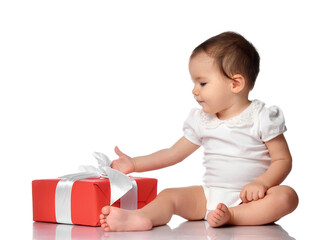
{"left": 198, "top": 102, "right": 217, "bottom": 115}
{"left": 201, "top": 107, "right": 214, "bottom": 115}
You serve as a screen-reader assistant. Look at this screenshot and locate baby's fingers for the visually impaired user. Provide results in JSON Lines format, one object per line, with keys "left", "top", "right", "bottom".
{"left": 246, "top": 191, "right": 254, "bottom": 202}
{"left": 253, "top": 191, "right": 260, "bottom": 201}
{"left": 110, "top": 160, "right": 120, "bottom": 171}
{"left": 114, "top": 146, "right": 125, "bottom": 157}
{"left": 240, "top": 190, "right": 248, "bottom": 203}
{"left": 258, "top": 190, "right": 265, "bottom": 199}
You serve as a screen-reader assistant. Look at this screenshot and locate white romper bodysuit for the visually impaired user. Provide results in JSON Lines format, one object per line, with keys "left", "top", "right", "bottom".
{"left": 183, "top": 100, "right": 286, "bottom": 218}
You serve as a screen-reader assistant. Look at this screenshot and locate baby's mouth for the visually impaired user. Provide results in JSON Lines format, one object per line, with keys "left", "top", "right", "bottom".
{"left": 194, "top": 96, "right": 204, "bottom": 104}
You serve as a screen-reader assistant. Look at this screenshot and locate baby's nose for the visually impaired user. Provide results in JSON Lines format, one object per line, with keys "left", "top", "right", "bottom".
{"left": 192, "top": 87, "right": 199, "bottom": 96}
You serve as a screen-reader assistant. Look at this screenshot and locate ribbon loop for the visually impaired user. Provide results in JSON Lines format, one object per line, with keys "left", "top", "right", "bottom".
{"left": 92, "top": 152, "right": 133, "bottom": 204}
{"left": 93, "top": 152, "right": 112, "bottom": 172}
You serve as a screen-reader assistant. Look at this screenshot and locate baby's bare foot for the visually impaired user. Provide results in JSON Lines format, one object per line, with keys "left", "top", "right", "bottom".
{"left": 99, "top": 206, "right": 152, "bottom": 232}
{"left": 207, "top": 203, "right": 232, "bottom": 228}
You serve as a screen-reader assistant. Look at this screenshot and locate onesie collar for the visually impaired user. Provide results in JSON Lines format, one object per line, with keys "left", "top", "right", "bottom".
{"left": 199, "top": 99, "right": 265, "bottom": 129}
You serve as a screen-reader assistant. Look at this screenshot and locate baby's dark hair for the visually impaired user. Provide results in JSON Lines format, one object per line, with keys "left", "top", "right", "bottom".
{"left": 191, "top": 31, "right": 260, "bottom": 90}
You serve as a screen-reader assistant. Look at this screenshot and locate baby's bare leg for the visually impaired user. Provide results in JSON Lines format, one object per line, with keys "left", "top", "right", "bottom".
{"left": 140, "top": 186, "right": 206, "bottom": 226}
{"left": 230, "top": 185, "right": 298, "bottom": 225}
{"left": 100, "top": 186, "right": 206, "bottom": 232}
{"left": 207, "top": 185, "right": 298, "bottom": 227}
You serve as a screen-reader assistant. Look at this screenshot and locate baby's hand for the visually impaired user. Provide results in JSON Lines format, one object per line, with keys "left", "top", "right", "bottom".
{"left": 240, "top": 180, "right": 268, "bottom": 203}
{"left": 110, "top": 146, "right": 136, "bottom": 174}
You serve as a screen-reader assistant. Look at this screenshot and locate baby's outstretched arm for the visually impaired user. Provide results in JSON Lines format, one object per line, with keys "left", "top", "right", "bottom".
{"left": 111, "top": 137, "right": 200, "bottom": 174}
{"left": 240, "top": 134, "right": 292, "bottom": 203}
{"left": 100, "top": 137, "right": 203, "bottom": 231}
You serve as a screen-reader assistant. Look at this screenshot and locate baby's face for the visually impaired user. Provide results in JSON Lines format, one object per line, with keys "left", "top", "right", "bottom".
{"left": 189, "top": 52, "right": 235, "bottom": 117}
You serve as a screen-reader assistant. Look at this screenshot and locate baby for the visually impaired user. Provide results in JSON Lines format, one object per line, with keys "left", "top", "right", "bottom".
{"left": 99, "top": 31, "right": 299, "bottom": 231}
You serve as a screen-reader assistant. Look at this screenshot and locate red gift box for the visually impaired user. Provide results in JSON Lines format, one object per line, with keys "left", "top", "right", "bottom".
{"left": 32, "top": 176, "right": 157, "bottom": 226}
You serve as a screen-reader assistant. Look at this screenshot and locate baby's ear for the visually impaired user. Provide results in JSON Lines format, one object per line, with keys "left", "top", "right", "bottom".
{"left": 230, "top": 74, "right": 246, "bottom": 93}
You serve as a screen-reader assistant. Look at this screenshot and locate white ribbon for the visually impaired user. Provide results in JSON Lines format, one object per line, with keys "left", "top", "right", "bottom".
{"left": 55, "top": 152, "right": 138, "bottom": 224}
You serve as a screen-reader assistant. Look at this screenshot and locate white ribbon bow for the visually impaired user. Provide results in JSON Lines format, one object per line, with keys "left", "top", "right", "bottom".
{"left": 55, "top": 152, "right": 137, "bottom": 224}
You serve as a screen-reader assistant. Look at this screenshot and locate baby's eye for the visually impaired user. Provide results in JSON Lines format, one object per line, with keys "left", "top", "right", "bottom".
{"left": 200, "top": 83, "right": 207, "bottom": 86}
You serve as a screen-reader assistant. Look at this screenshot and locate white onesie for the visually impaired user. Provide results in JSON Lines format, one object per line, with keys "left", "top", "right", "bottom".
{"left": 183, "top": 100, "right": 286, "bottom": 218}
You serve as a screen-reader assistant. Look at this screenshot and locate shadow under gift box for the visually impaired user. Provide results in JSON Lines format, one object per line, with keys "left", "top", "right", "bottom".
{"left": 32, "top": 176, "right": 157, "bottom": 226}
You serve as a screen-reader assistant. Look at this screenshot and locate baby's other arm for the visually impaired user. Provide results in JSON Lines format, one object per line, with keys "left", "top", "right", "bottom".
{"left": 240, "top": 134, "right": 292, "bottom": 203}
{"left": 257, "top": 133, "right": 292, "bottom": 188}
{"left": 111, "top": 137, "right": 200, "bottom": 174}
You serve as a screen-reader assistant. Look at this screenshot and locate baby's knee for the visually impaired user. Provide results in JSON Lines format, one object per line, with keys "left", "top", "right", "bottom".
{"left": 158, "top": 187, "right": 193, "bottom": 206}
{"left": 158, "top": 188, "right": 179, "bottom": 202}
{"left": 274, "top": 186, "right": 299, "bottom": 213}
{"left": 159, "top": 188, "right": 176, "bottom": 196}
{"left": 157, "top": 188, "right": 180, "bottom": 207}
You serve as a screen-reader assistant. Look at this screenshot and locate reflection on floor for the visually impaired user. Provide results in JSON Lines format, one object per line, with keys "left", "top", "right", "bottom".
{"left": 33, "top": 220, "right": 295, "bottom": 240}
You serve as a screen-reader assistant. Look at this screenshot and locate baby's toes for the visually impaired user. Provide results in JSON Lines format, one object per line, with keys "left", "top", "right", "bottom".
{"left": 102, "top": 224, "right": 111, "bottom": 232}
{"left": 208, "top": 216, "right": 218, "bottom": 226}
{"left": 217, "top": 203, "right": 228, "bottom": 213}
{"left": 207, "top": 212, "right": 216, "bottom": 221}
{"left": 213, "top": 212, "right": 222, "bottom": 220}
{"left": 101, "top": 223, "right": 109, "bottom": 230}
{"left": 101, "top": 206, "right": 111, "bottom": 215}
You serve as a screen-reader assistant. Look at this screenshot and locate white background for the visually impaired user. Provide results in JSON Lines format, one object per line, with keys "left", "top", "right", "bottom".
{"left": 1, "top": 0, "right": 317, "bottom": 238}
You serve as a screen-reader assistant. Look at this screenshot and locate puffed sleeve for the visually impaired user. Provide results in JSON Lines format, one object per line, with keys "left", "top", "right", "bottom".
{"left": 259, "top": 105, "right": 287, "bottom": 142}
{"left": 183, "top": 108, "right": 202, "bottom": 146}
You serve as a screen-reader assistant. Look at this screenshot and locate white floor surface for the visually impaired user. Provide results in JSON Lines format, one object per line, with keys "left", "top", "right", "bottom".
{"left": 32, "top": 217, "right": 296, "bottom": 240}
